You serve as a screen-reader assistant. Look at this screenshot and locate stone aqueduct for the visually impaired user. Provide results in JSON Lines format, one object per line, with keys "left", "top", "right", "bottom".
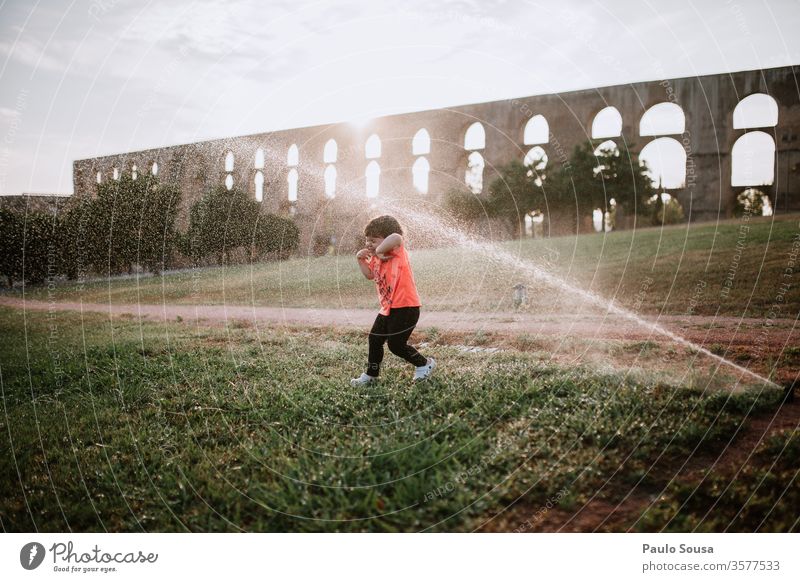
{"left": 73, "top": 65, "right": 800, "bottom": 240}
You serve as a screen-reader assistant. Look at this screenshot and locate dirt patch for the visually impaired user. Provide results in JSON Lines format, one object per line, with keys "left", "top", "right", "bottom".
{"left": 2, "top": 298, "right": 795, "bottom": 345}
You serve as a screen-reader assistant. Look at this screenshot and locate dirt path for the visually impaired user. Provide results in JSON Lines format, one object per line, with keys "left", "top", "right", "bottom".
{"left": 2, "top": 296, "right": 797, "bottom": 385}
{"left": 1, "top": 297, "right": 797, "bottom": 348}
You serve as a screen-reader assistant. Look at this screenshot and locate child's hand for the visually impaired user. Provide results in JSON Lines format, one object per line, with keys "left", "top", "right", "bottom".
{"left": 356, "top": 248, "right": 373, "bottom": 261}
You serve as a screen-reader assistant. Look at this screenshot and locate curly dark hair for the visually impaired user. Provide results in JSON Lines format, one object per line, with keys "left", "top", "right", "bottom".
{"left": 364, "top": 215, "right": 403, "bottom": 238}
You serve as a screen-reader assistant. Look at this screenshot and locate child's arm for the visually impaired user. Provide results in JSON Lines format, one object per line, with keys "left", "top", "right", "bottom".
{"left": 356, "top": 249, "right": 374, "bottom": 280}
{"left": 375, "top": 233, "right": 402, "bottom": 259}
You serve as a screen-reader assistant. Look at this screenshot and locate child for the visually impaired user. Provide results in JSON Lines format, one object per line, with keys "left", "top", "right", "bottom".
{"left": 351, "top": 215, "right": 436, "bottom": 386}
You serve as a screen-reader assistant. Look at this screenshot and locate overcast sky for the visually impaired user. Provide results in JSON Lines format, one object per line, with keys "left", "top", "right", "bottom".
{"left": 0, "top": 0, "right": 798, "bottom": 196}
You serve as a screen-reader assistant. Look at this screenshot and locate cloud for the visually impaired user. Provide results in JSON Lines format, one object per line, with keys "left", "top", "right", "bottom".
{"left": 0, "top": 37, "right": 70, "bottom": 73}
{"left": 1, "top": 0, "right": 799, "bottom": 197}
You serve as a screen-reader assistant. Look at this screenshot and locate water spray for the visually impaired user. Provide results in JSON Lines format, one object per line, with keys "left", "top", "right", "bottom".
{"left": 269, "top": 146, "right": 786, "bottom": 396}
{"left": 382, "top": 203, "right": 784, "bottom": 392}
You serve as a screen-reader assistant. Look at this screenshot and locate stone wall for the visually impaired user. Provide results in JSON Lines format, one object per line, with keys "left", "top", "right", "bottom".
{"left": 73, "top": 65, "right": 800, "bottom": 246}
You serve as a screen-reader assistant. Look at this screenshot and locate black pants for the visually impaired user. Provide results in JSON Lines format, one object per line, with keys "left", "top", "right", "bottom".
{"left": 367, "top": 306, "right": 427, "bottom": 376}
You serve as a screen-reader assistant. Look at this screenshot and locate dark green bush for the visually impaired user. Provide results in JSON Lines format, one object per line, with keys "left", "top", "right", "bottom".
{"left": 185, "top": 185, "right": 298, "bottom": 263}
{"left": 253, "top": 213, "right": 300, "bottom": 259}
{"left": 0, "top": 207, "right": 59, "bottom": 286}
{"left": 86, "top": 174, "right": 181, "bottom": 275}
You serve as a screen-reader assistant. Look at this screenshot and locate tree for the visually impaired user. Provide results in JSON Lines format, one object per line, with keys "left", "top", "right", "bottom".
{"left": 0, "top": 207, "right": 59, "bottom": 286}
{"left": 0, "top": 208, "right": 23, "bottom": 286}
{"left": 443, "top": 142, "right": 655, "bottom": 237}
{"left": 253, "top": 213, "right": 300, "bottom": 259}
{"left": 55, "top": 197, "right": 92, "bottom": 281}
{"left": 485, "top": 159, "right": 549, "bottom": 237}
{"left": 444, "top": 160, "right": 547, "bottom": 236}
{"left": 446, "top": 159, "right": 560, "bottom": 238}
{"left": 544, "top": 141, "right": 655, "bottom": 233}
{"left": 443, "top": 187, "right": 488, "bottom": 222}
{"left": 184, "top": 185, "right": 256, "bottom": 263}
{"left": 87, "top": 173, "right": 182, "bottom": 275}
{"left": 185, "top": 185, "right": 298, "bottom": 264}
{"left": 138, "top": 182, "right": 181, "bottom": 274}
{"left": 646, "top": 193, "right": 685, "bottom": 226}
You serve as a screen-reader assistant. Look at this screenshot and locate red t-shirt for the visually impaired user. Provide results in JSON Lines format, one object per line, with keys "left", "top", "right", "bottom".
{"left": 368, "top": 244, "right": 421, "bottom": 316}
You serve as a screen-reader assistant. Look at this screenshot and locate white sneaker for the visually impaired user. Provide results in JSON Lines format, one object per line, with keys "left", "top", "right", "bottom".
{"left": 413, "top": 358, "right": 437, "bottom": 382}
{"left": 350, "top": 373, "right": 377, "bottom": 387}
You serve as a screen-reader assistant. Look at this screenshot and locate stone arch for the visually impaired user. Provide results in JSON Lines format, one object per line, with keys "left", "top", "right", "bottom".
{"left": 324, "top": 164, "right": 337, "bottom": 197}
{"left": 737, "top": 188, "right": 773, "bottom": 216}
{"left": 255, "top": 171, "right": 264, "bottom": 201}
{"left": 592, "top": 106, "right": 622, "bottom": 139}
{"left": 287, "top": 168, "right": 298, "bottom": 202}
{"left": 224, "top": 151, "right": 234, "bottom": 172}
{"left": 593, "top": 139, "right": 619, "bottom": 177}
{"left": 96, "top": 171, "right": 102, "bottom": 184}
{"left": 225, "top": 174, "right": 234, "bottom": 190}
{"left": 365, "top": 134, "right": 381, "bottom": 159}
{"left": 464, "top": 122, "right": 485, "bottom": 150}
{"left": 640, "top": 102, "right": 685, "bottom": 136}
{"left": 151, "top": 161, "right": 158, "bottom": 176}
{"left": 413, "top": 156, "right": 430, "bottom": 194}
{"left": 413, "top": 128, "right": 430, "bottom": 155}
{"left": 523, "top": 146, "right": 547, "bottom": 184}
{"left": 733, "top": 93, "right": 779, "bottom": 129}
{"left": 594, "top": 139, "right": 619, "bottom": 156}
{"left": 639, "top": 137, "right": 687, "bottom": 189}
{"left": 465, "top": 151, "right": 484, "bottom": 193}
{"left": 287, "top": 144, "right": 299, "bottom": 167}
{"left": 255, "top": 148, "right": 265, "bottom": 169}
{"left": 523, "top": 114, "right": 549, "bottom": 145}
{"left": 366, "top": 160, "right": 380, "bottom": 198}
{"left": 731, "top": 131, "right": 775, "bottom": 186}
{"left": 324, "top": 139, "right": 338, "bottom": 164}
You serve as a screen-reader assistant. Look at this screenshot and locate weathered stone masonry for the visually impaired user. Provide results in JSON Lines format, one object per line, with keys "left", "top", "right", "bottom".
{"left": 72, "top": 65, "right": 800, "bottom": 239}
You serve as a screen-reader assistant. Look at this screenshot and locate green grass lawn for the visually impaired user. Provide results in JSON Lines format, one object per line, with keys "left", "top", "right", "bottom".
{"left": 639, "top": 430, "right": 799, "bottom": 532}
{"left": 6, "top": 214, "right": 800, "bottom": 319}
{"left": 1, "top": 306, "right": 795, "bottom": 532}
